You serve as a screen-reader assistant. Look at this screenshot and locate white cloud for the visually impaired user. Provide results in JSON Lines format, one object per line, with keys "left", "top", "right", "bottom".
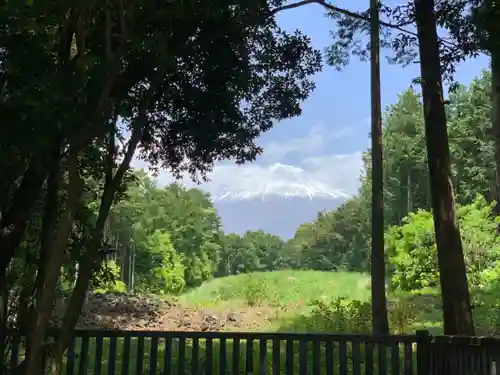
{"left": 263, "top": 123, "right": 325, "bottom": 160}
{"left": 152, "top": 154, "right": 362, "bottom": 198}
{"left": 131, "top": 121, "right": 367, "bottom": 199}
{"left": 262, "top": 123, "right": 356, "bottom": 161}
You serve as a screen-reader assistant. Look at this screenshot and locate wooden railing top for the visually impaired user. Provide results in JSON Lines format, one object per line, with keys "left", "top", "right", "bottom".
{"left": 8, "top": 328, "right": 418, "bottom": 343}
{"left": 431, "top": 335, "right": 500, "bottom": 345}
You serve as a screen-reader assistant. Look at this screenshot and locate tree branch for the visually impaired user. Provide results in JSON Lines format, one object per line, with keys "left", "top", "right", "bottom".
{"left": 272, "top": 0, "right": 455, "bottom": 46}
{"left": 273, "top": 0, "right": 416, "bottom": 34}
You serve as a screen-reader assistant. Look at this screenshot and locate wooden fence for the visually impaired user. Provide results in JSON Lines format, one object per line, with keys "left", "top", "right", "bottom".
{"left": 5, "top": 329, "right": 500, "bottom": 375}
{"left": 420, "top": 333, "right": 500, "bottom": 375}
{"left": 6, "top": 330, "right": 417, "bottom": 375}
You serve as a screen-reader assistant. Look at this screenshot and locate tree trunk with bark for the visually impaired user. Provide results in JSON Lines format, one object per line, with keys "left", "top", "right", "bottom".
{"left": 414, "top": 0, "right": 475, "bottom": 336}
{"left": 370, "top": 0, "right": 390, "bottom": 336}
{"left": 25, "top": 152, "right": 84, "bottom": 375}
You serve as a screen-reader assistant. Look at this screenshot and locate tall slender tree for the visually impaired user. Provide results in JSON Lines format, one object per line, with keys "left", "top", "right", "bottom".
{"left": 414, "top": 0, "right": 475, "bottom": 335}
{"left": 369, "top": 0, "right": 390, "bottom": 336}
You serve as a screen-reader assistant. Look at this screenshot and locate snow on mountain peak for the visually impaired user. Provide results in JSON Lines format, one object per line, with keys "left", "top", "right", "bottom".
{"left": 268, "top": 163, "right": 303, "bottom": 174}
{"left": 211, "top": 162, "right": 350, "bottom": 201}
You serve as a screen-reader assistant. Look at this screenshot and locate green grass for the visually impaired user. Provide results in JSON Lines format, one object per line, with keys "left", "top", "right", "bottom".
{"left": 179, "top": 270, "right": 371, "bottom": 308}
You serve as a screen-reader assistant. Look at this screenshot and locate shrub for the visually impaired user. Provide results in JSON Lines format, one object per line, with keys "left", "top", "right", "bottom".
{"left": 388, "top": 297, "right": 421, "bottom": 333}
{"left": 386, "top": 196, "right": 500, "bottom": 292}
{"left": 136, "top": 231, "right": 186, "bottom": 294}
{"left": 294, "top": 298, "right": 372, "bottom": 333}
{"left": 243, "top": 276, "right": 268, "bottom": 306}
{"left": 92, "top": 260, "right": 127, "bottom": 294}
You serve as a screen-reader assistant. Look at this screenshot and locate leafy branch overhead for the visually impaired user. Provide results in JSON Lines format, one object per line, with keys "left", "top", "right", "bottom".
{"left": 112, "top": 0, "right": 323, "bottom": 180}
{"left": 273, "top": 0, "right": 485, "bottom": 82}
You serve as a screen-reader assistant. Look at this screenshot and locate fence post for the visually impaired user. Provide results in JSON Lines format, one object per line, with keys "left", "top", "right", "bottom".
{"left": 416, "top": 330, "right": 431, "bottom": 375}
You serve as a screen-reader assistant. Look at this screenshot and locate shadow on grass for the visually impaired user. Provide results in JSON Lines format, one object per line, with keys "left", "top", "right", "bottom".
{"left": 388, "top": 292, "right": 443, "bottom": 335}
{"left": 392, "top": 289, "right": 500, "bottom": 336}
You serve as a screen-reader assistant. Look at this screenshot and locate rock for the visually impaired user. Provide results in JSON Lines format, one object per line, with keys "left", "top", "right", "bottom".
{"left": 203, "top": 313, "right": 218, "bottom": 323}
{"left": 75, "top": 292, "right": 170, "bottom": 330}
{"left": 227, "top": 312, "right": 240, "bottom": 322}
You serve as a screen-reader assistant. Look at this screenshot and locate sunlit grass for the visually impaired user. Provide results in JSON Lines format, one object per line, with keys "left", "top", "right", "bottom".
{"left": 179, "top": 270, "right": 371, "bottom": 309}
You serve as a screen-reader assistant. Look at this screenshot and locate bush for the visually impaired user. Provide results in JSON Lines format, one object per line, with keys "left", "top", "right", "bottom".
{"left": 386, "top": 196, "right": 500, "bottom": 292}
{"left": 478, "top": 262, "right": 500, "bottom": 290}
{"left": 136, "top": 231, "right": 186, "bottom": 295}
{"left": 92, "top": 260, "right": 127, "bottom": 294}
{"left": 243, "top": 276, "right": 268, "bottom": 306}
{"left": 283, "top": 297, "right": 372, "bottom": 333}
{"left": 388, "top": 296, "right": 422, "bottom": 333}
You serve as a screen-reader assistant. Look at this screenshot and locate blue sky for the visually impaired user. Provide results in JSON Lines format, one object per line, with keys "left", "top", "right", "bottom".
{"left": 148, "top": 0, "right": 489, "bottom": 199}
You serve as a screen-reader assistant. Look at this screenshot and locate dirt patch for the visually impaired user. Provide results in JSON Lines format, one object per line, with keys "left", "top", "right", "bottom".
{"left": 157, "top": 305, "right": 274, "bottom": 332}
{"left": 77, "top": 293, "right": 274, "bottom": 332}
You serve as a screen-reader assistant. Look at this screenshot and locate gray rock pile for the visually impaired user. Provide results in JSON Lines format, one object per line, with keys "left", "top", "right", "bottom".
{"left": 77, "top": 293, "right": 171, "bottom": 330}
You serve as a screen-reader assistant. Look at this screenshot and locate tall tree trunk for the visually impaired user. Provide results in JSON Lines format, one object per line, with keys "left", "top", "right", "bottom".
{"left": 0, "top": 160, "right": 50, "bottom": 374}
{"left": 369, "top": 0, "right": 389, "bottom": 336}
{"left": 33, "top": 150, "right": 62, "bottom": 304}
{"left": 25, "top": 152, "right": 83, "bottom": 375}
{"left": 414, "top": 0, "right": 475, "bottom": 335}
{"left": 51, "top": 105, "right": 150, "bottom": 372}
{"left": 0, "top": 285, "right": 7, "bottom": 374}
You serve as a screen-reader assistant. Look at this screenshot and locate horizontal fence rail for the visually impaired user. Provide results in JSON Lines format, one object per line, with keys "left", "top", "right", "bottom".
{"left": 5, "top": 330, "right": 418, "bottom": 375}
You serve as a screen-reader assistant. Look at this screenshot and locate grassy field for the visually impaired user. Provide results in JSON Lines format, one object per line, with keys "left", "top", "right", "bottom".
{"left": 177, "top": 270, "right": 500, "bottom": 336}
{"left": 179, "top": 270, "right": 371, "bottom": 308}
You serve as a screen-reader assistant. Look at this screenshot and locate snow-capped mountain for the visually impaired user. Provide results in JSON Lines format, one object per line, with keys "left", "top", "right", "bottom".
{"left": 211, "top": 163, "right": 350, "bottom": 202}
{"left": 137, "top": 160, "right": 356, "bottom": 238}
{"left": 210, "top": 163, "right": 350, "bottom": 238}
